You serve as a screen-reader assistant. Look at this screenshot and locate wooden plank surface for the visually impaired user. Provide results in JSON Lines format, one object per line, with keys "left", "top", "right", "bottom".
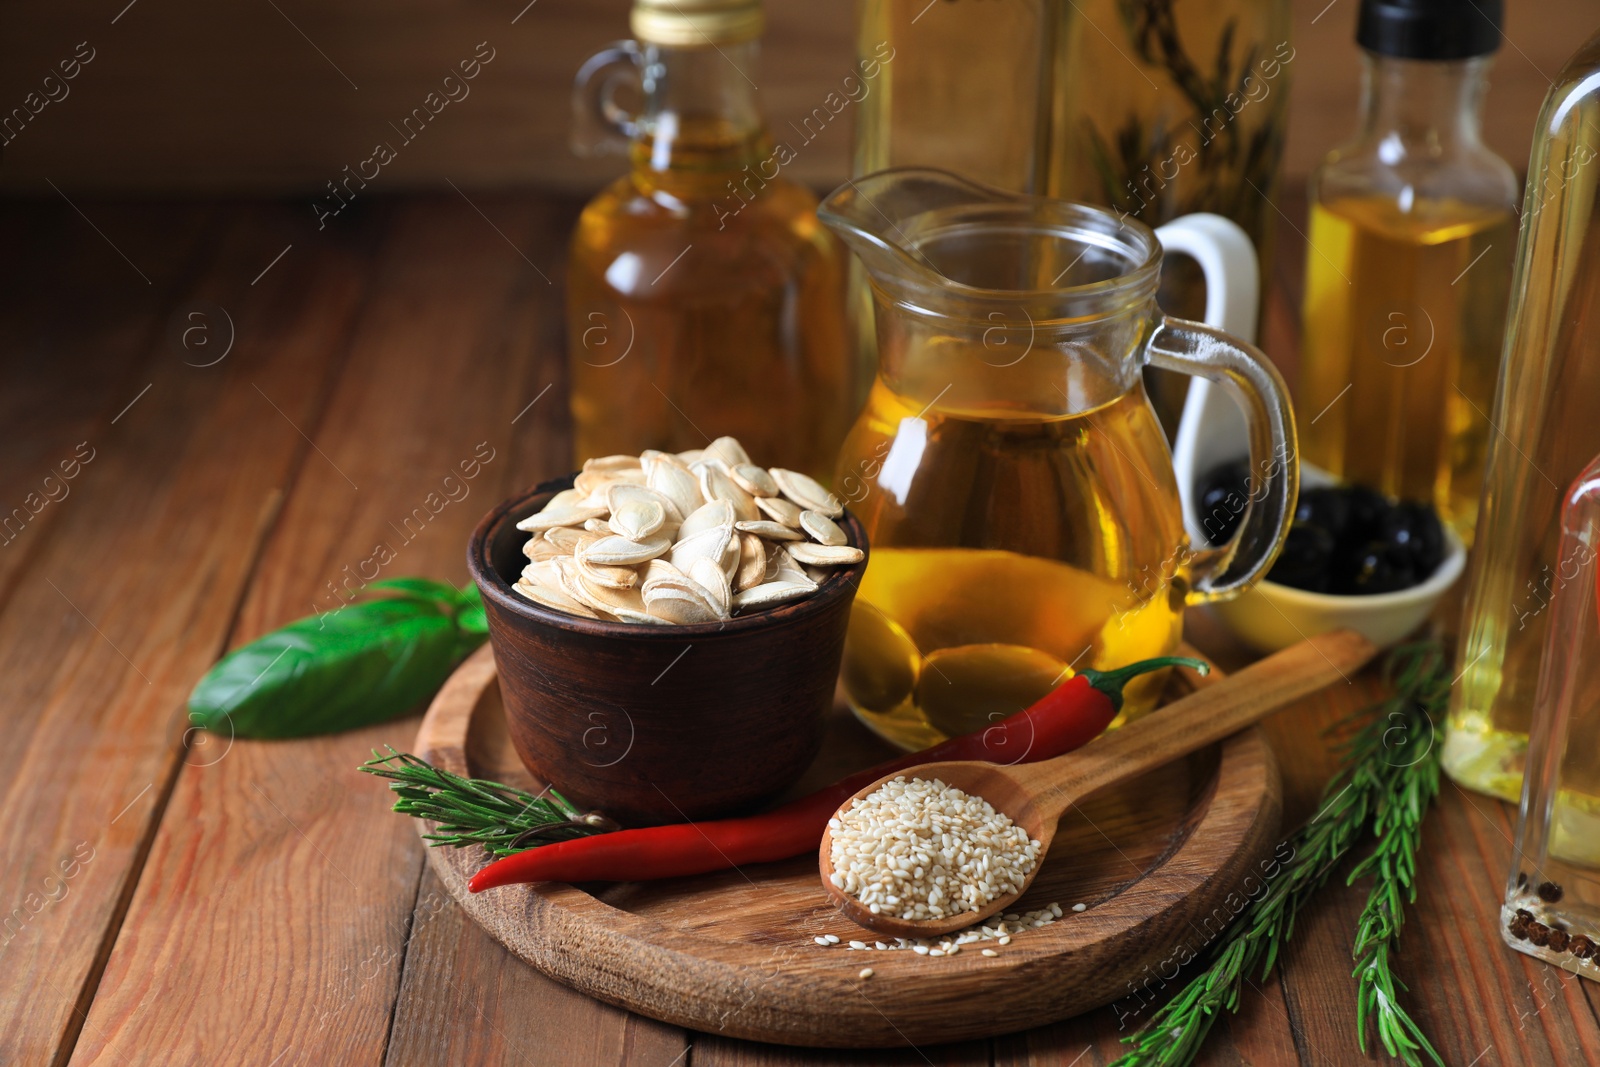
{"left": 0, "top": 203, "right": 376, "bottom": 1063}
{"left": 64, "top": 196, "right": 582, "bottom": 1066}
{"left": 0, "top": 187, "right": 1594, "bottom": 1066}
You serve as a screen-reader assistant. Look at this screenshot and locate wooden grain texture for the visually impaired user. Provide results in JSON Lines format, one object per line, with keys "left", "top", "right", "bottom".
{"left": 408, "top": 647, "right": 1284, "bottom": 1047}
{"left": 0, "top": 202, "right": 214, "bottom": 603}
{"left": 64, "top": 196, "right": 576, "bottom": 1066}
{"left": 0, "top": 204, "right": 374, "bottom": 1065}
{"left": 385, "top": 865, "right": 688, "bottom": 1067}
{"left": 1, "top": 0, "right": 1593, "bottom": 193}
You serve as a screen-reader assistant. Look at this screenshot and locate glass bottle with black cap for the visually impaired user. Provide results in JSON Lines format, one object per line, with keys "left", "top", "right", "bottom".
{"left": 1296, "top": 0, "right": 1516, "bottom": 546}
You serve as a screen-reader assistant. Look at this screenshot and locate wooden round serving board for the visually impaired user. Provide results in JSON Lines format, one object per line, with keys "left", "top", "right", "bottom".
{"left": 413, "top": 644, "right": 1283, "bottom": 1048}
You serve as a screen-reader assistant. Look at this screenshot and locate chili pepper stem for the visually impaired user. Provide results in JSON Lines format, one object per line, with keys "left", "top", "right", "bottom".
{"left": 1077, "top": 656, "right": 1209, "bottom": 712}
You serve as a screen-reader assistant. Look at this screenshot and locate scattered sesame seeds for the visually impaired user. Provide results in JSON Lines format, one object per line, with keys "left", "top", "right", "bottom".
{"left": 808, "top": 905, "right": 1064, "bottom": 960}
{"left": 828, "top": 776, "right": 1041, "bottom": 922}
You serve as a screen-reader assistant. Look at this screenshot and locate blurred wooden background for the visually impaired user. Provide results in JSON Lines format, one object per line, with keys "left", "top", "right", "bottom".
{"left": 0, "top": 0, "right": 1593, "bottom": 196}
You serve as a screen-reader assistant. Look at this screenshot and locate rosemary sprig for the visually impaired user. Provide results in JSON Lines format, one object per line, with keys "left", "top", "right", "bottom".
{"left": 360, "top": 747, "right": 618, "bottom": 858}
{"left": 1348, "top": 645, "right": 1448, "bottom": 1066}
{"left": 1112, "top": 642, "right": 1450, "bottom": 1067}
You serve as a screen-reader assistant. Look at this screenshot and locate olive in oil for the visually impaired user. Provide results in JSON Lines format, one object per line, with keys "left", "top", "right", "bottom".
{"left": 836, "top": 382, "right": 1188, "bottom": 750}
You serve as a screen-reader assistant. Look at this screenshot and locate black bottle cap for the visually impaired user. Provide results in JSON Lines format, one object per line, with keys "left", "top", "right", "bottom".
{"left": 1357, "top": 0, "right": 1502, "bottom": 60}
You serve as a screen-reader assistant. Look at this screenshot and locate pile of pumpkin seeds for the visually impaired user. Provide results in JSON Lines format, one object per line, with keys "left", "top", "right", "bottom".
{"left": 513, "top": 436, "right": 864, "bottom": 624}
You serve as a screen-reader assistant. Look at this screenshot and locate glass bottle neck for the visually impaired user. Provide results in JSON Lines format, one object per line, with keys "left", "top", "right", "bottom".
{"left": 1357, "top": 52, "right": 1491, "bottom": 156}
{"left": 631, "top": 40, "right": 769, "bottom": 192}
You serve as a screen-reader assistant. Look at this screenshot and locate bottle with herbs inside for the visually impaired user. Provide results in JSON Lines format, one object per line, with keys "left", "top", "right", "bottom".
{"left": 1447, "top": 26, "right": 1600, "bottom": 801}
{"left": 1297, "top": 0, "right": 1516, "bottom": 547}
{"left": 566, "top": 0, "right": 852, "bottom": 478}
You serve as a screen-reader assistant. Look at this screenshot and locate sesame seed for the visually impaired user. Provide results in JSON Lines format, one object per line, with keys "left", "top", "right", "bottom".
{"left": 982, "top": 949, "right": 998, "bottom": 957}
{"left": 859, "top": 967, "right": 874, "bottom": 979}
{"left": 824, "top": 934, "right": 840, "bottom": 944}
{"left": 826, "top": 776, "right": 1041, "bottom": 922}
{"left": 814, "top": 936, "right": 829, "bottom": 946}
{"left": 1071, "top": 902, "right": 1087, "bottom": 913}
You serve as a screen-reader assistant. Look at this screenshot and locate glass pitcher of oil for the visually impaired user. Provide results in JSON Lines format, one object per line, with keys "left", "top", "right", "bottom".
{"left": 819, "top": 168, "right": 1298, "bottom": 749}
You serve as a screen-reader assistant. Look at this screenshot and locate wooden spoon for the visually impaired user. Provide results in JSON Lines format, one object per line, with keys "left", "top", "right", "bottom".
{"left": 819, "top": 629, "right": 1377, "bottom": 939}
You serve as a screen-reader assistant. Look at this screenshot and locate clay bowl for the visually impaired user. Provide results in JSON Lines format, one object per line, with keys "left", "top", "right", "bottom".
{"left": 467, "top": 475, "right": 869, "bottom": 827}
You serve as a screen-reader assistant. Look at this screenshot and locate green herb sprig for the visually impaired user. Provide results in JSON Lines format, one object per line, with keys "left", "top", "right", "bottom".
{"left": 1348, "top": 645, "right": 1448, "bottom": 1066}
{"left": 188, "top": 577, "right": 488, "bottom": 739}
{"left": 360, "top": 748, "right": 618, "bottom": 858}
{"left": 1113, "top": 641, "right": 1449, "bottom": 1067}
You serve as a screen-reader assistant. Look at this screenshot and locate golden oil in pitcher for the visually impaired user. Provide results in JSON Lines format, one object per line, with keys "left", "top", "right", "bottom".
{"left": 837, "top": 383, "right": 1189, "bottom": 751}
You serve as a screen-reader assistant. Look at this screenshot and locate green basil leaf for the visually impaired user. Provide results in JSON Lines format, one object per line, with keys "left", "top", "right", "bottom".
{"left": 189, "top": 596, "right": 483, "bottom": 739}
{"left": 365, "top": 576, "right": 467, "bottom": 607}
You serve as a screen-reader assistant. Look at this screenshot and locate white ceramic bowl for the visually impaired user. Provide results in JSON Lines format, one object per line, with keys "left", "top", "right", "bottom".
{"left": 1208, "top": 524, "right": 1466, "bottom": 653}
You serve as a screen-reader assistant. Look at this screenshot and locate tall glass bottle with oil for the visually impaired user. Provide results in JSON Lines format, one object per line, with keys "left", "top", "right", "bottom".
{"left": 1445, "top": 27, "right": 1600, "bottom": 800}
{"left": 1297, "top": 0, "right": 1516, "bottom": 546}
{"left": 566, "top": 0, "right": 852, "bottom": 477}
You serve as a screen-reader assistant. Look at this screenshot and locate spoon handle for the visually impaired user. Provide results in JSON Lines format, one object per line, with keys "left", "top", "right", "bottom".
{"left": 1019, "top": 629, "right": 1377, "bottom": 814}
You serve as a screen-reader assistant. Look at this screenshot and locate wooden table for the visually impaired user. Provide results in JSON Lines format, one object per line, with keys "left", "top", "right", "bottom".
{"left": 1, "top": 190, "right": 1594, "bottom": 1066}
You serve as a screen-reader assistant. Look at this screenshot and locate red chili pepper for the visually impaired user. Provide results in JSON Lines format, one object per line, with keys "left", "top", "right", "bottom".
{"left": 468, "top": 655, "right": 1203, "bottom": 892}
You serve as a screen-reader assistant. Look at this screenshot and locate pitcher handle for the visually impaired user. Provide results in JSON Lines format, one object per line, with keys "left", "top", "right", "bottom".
{"left": 1146, "top": 317, "right": 1299, "bottom": 602}
{"left": 571, "top": 40, "right": 644, "bottom": 157}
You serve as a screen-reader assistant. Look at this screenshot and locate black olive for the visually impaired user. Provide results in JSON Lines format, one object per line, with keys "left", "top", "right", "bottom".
{"left": 1197, "top": 461, "right": 1251, "bottom": 546}
{"left": 1382, "top": 501, "right": 1445, "bottom": 579}
{"left": 1343, "top": 540, "right": 1418, "bottom": 595}
{"left": 1267, "top": 523, "right": 1337, "bottom": 592}
{"left": 1341, "top": 485, "right": 1391, "bottom": 544}
{"left": 1294, "top": 487, "right": 1353, "bottom": 542}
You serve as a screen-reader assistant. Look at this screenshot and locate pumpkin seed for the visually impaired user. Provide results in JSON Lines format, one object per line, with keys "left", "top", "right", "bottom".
{"left": 705, "top": 435, "right": 751, "bottom": 468}
{"left": 769, "top": 468, "right": 842, "bottom": 518}
{"left": 513, "top": 437, "right": 852, "bottom": 624}
{"left": 732, "top": 581, "right": 816, "bottom": 610}
{"left": 730, "top": 463, "right": 779, "bottom": 497}
{"left": 754, "top": 495, "right": 805, "bottom": 527}
{"left": 785, "top": 542, "right": 864, "bottom": 566}
{"left": 800, "top": 510, "right": 848, "bottom": 546}
{"left": 647, "top": 461, "right": 703, "bottom": 518}
{"left": 689, "top": 557, "right": 732, "bottom": 615}
{"left": 735, "top": 533, "right": 767, "bottom": 592}
{"left": 734, "top": 519, "right": 804, "bottom": 541}
{"left": 607, "top": 484, "right": 669, "bottom": 541}
{"left": 697, "top": 464, "right": 760, "bottom": 521}
{"left": 669, "top": 525, "right": 732, "bottom": 572}
{"left": 679, "top": 499, "right": 735, "bottom": 540}
{"left": 584, "top": 533, "right": 672, "bottom": 566}
{"left": 584, "top": 454, "right": 643, "bottom": 473}
{"left": 642, "top": 583, "right": 721, "bottom": 624}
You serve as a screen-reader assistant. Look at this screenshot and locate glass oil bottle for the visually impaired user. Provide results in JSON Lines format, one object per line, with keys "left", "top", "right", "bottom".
{"left": 1445, "top": 27, "right": 1600, "bottom": 801}
{"left": 1297, "top": 0, "right": 1516, "bottom": 545}
{"left": 566, "top": 0, "right": 853, "bottom": 477}
{"left": 1502, "top": 453, "right": 1600, "bottom": 980}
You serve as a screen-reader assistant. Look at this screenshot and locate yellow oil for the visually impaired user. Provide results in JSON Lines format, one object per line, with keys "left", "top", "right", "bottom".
{"left": 836, "top": 380, "right": 1188, "bottom": 750}
{"left": 567, "top": 119, "right": 853, "bottom": 477}
{"left": 1298, "top": 195, "right": 1514, "bottom": 543}
{"left": 1444, "top": 45, "right": 1600, "bottom": 802}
